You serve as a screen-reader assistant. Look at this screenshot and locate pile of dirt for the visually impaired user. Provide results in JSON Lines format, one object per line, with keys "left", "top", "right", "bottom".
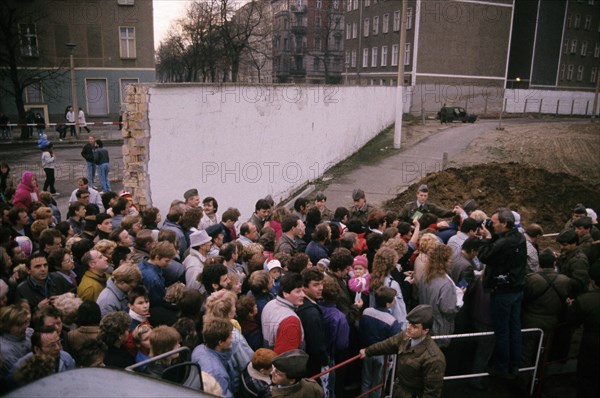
{"left": 385, "top": 162, "right": 600, "bottom": 234}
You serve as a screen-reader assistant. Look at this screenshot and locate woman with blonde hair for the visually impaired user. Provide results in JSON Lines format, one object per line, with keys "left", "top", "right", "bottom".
{"left": 418, "top": 244, "right": 463, "bottom": 347}
{"left": 369, "top": 247, "right": 407, "bottom": 328}
{"left": 413, "top": 233, "right": 441, "bottom": 285}
{"left": 204, "top": 290, "right": 254, "bottom": 378}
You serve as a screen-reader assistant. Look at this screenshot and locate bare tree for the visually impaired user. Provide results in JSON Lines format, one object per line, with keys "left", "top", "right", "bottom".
{"left": 312, "top": 0, "right": 344, "bottom": 84}
{"left": 0, "top": 0, "right": 66, "bottom": 139}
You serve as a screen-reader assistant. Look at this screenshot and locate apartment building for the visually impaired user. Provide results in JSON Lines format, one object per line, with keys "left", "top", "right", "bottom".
{"left": 3, "top": 0, "right": 155, "bottom": 122}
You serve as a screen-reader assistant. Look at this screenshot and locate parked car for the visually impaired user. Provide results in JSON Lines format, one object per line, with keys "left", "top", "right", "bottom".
{"left": 437, "top": 106, "right": 477, "bottom": 123}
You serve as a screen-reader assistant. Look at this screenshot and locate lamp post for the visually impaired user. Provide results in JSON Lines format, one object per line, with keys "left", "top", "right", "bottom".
{"left": 66, "top": 42, "right": 78, "bottom": 131}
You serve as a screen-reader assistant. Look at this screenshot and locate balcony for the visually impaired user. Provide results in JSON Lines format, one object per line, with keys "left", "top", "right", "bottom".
{"left": 294, "top": 44, "right": 307, "bottom": 54}
{"left": 291, "top": 24, "right": 307, "bottom": 35}
{"left": 289, "top": 68, "right": 307, "bottom": 77}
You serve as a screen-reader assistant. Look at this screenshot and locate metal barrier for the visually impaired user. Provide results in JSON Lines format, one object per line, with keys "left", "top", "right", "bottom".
{"left": 308, "top": 328, "right": 544, "bottom": 398}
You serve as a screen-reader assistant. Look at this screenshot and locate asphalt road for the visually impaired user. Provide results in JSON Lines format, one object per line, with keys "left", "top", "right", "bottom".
{"left": 0, "top": 141, "right": 124, "bottom": 214}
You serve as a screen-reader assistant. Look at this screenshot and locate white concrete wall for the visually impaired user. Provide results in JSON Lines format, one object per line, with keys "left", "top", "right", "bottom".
{"left": 504, "top": 89, "right": 599, "bottom": 115}
{"left": 147, "top": 85, "right": 398, "bottom": 219}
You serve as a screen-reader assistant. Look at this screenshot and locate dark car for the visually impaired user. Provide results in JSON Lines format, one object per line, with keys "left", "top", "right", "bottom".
{"left": 437, "top": 106, "right": 477, "bottom": 123}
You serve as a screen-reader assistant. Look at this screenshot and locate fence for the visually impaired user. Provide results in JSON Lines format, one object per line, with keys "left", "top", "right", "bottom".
{"left": 310, "top": 328, "right": 544, "bottom": 398}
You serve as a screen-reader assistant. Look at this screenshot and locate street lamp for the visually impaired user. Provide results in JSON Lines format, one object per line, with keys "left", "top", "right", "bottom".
{"left": 66, "top": 42, "right": 78, "bottom": 131}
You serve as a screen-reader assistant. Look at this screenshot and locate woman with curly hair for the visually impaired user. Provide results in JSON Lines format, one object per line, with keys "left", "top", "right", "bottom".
{"left": 418, "top": 244, "right": 463, "bottom": 347}
{"left": 98, "top": 311, "right": 134, "bottom": 368}
{"left": 413, "top": 233, "right": 441, "bottom": 285}
{"left": 369, "top": 247, "right": 407, "bottom": 328}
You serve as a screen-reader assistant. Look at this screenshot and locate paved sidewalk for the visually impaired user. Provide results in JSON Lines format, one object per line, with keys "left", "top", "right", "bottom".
{"left": 0, "top": 126, "right": 123, "bottom": 148}
{"left": 321, "top": 119, "right": 503, "bottom": 211}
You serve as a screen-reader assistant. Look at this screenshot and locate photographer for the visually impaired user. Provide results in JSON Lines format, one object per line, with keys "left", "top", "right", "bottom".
{"left": 477, "top": 208, "right": 527, "bottom": 380}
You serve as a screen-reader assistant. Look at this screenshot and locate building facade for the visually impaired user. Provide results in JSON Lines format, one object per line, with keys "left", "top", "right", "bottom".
{"left": 508, "top": 0, "right": 599, "bottom": 90}
{"left": 272, "top": 0, "right": 345, "bottom": 83}
{"left": 1, "top": 0, "right": 155, "bottom": 123}
{"left": 343, "top": 0, "right": 513, "bottom": 87}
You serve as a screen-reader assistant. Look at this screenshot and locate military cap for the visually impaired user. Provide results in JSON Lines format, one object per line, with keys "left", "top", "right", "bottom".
{"left": 352, "top": 189, "right": 365, "bottom": 201}
{"left": 272, "top": 349, "right": 309, "bottom": 379}
{"left": 556, "top": 229, "right": 578, "bottom": 245}
{"left": 406, "top": 304, "right": 433, "bottom": 325}
{"left": 418, "top": 184, "right": 429, "bottom": 193}
{"left": 573, "top": 217, "right": 592, "bottom": 229}
{"left": 573, "top": 204, "right": 587, "bottom": 214}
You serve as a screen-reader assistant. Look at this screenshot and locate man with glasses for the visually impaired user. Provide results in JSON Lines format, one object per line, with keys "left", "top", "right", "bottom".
{"left": 77, "top": 249, "right": 110, "bottom": 301}
{"left": 16, "top": 253, "right": 74, "bottom": 311}
{"left": 10, "top": 326, "right": 75, "bottom": 380}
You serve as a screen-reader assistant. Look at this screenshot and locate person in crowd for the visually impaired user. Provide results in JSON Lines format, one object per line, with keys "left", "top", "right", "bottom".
{"left": 138, "top": 241, "right": 177, "bottom": 308}
{"left": 40, "top": 143, "right": 57, "bottom": 196}
{"left": 96, "top": 263, "right": 142, "bottom": 316}
{"left": 359, "top": 286, "right": 401, "bottom": 398}
{"left": 77, "top": 249, "right": 110, "bottom": 302}
{"left": 305, "top": 222, "right": 331, "bottom": 265}
{"left": 478, "top": 208, "right": 527, "bottom": 379}
{"left": 67, "top": 201, "right": 87, "bottom": 235}
{"left": 140, "top": 207, "right": 161, "bottom": 230}
{"left": 66, "top": 300, "right": 101, "bottom": 354}
{"left": 128, "top": 285, "right": 151, "bottom": 331}
{"left": 399, "top": 184, "right": 454, "bottom": 223}
{"left": 98, "top": 311, "right": 134, "bottom": 368}
{"left": 248, "top": 199, "right": 271, "bottom": 234}
{"left": 199, "top": 196, "right": 220, "bottom": 230}
{"left": 349, "top": 189, "right": 375, "bottom": 225}
{"left": 94, "top": 139, "right": 111, "bottom": 193}
{"left": 370, "top": 247, "right": 407, "bottom": 328}
{"left": 183, "top": 230, "right": 211, "bottom": 291}
{"left": 360, "top": 305, "right": 445, "bottom": 398}
{"left": 78, "top": 108, "right": 91, "bottom": 134}
{"left": 0, "top": 301, "right": 32, "bottom": 380}
{"left": 13, "top": 171, "right": 40, "bottom": 210}
{"left": 65, "top": 105, "right": 76, "bottom": 138}
{"left": 144, "top": 325, "right": 181, "bottom": 378}
{"left": 556, "top": 228, "right": 590, "bottom": 297}
{"left": 270, "top": 349, "right": 324, "bottom": 396}
{"left": 240, "top": 348, "right": 276, "bottom": 398}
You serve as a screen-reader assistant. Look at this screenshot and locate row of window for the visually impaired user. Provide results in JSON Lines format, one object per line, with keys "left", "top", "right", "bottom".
{"left": 274, "top": 36, "right": 342, "bottom": 52}
{"left": 345, "top": 43, "right": 411, "bottom": 68}
{"left": 566, "top": 14, "right": 595, "bottom": 30}
{"left": 19, "top": 24, "right": 136, "bottom": 59}
{"left": 345, "top": 8, "right": 412, "bottom": 39}
{"left": 563, "top": 39, "right": 600, "bottom": 57}
{"left": 560, "top": 64, "right": 598, "bottom": 83}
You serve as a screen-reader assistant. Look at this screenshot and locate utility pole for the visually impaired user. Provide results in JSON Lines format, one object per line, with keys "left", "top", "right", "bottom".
{"left": 394, "top": 0, "right": 407, "bottom": 149}
{"left": 592, "top": 70, "right": 599, "bottom": 123}
{"left": 66, "top": 43, "right": 78, "bottom": 130}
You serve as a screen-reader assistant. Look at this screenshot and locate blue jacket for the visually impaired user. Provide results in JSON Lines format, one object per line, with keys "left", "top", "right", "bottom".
{"left": 137, "top": 258, "right": 165, "bottom": 308}
{"left": 318, "top": 302, "right": 350, "bottom": 357}
{"left": 161, "top": 220, "right": 188, "bottom": 258}
{"left": 305, "top": 241, "right": 329, "bottom": 265}
{"left": 192, "top": 345, "right": 237, "bottom": 398}
{"left": 359, "top": 306, "right": 401, "bottom": 348}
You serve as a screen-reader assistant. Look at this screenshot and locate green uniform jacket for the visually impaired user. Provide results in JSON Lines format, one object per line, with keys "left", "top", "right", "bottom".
{"left": 557, "top": 248, "right": 590, "bottom": 296}
{"left": 522, "top": 269, "right": 571, "bottom": 332}
{"left": 271, "top": 378, "right": 324, "bottom": 397}
{"left": 365, "top": 332, "right": 445, "bottom": 398}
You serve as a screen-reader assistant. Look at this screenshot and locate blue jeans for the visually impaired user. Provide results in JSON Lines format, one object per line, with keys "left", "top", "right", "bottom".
{"left": 361, "top": 355, "right": 390, "bottom": 398}
{"left": 86, "top": 161, "right": 96, "bottom": 186}
{"left": 97, "top": 163, "right": 110, "bottom": 192}
{"left": 490, "top": 290, "right": 523, "bottom": 374}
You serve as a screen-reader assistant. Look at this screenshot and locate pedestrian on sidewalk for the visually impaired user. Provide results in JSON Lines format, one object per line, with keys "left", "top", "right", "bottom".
{"left": 78, "top": 108, "right": 91, "bottom": 135}
{"left": 94, "top": 139, "right": 111, "bottom": 193}
{"left": 0, "top": 112, "right": 10, "bottom": 140}
{"left": 81, "top": 136, "right": 96, "bottom": 187}
{"left": 65, "top": 105, "right": 77, "bottom": 139}
{"left": 34, "top": 113, "right": 45, "bottom": 137}
{"left": 41, "top": 143, "right": 58, "bottom": 195}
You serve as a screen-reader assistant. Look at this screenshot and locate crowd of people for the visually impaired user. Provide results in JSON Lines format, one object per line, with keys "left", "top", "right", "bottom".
{"left": 0, "top": 170, "right": 598, "bottom": 397}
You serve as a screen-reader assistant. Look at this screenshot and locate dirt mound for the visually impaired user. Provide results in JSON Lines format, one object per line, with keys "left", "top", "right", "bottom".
{"left": 385, "top": 162, "right": 600, "bottom": 234}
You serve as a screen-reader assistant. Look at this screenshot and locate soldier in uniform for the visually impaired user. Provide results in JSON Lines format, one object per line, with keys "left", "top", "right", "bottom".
{"left": 398, "top": 185, "right": 454, "bottom": 223}
{"left": 270, "top": 349, "right": 324, "bottom": 397}
{"left": 360, "top": 304, "right": 446, "bottom": 398}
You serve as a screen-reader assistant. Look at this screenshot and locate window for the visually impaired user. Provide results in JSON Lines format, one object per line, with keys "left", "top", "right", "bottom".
{"left": 581, "top": 41, "right": 588, "bottom": 56}
{"left": 584, "top": 15, "right": 592, "bottom": 30}
{"left": 119, "top": 27, "right": 136, "bottom": 58}
{"left": 393, "top": 11, "right": 401, "bottom": 31}
{"left": 576, "top": 65, "right": 584, "bottom": 81}
{"left": 560, "top": 64, "right": 565, "bottom": 80}
{"left": 567, "top": 14, "right": 572, "bottom": 28}
{"left": 570, "top": 39, "right": 578, "bottom": 54}
{"left": 381, "top": 45, "right": 388, "bottom": 66}
{"left": 333, "top": 0, "right": 339, "bottom": 9}
{"left": 284, "top": 38, "right": 289, "bottom": 50}
{"left": 25, "top": 81, "right": 43, "bottom": 103}
{"left": 567, "top": 64, "right": 574, "bottom": 80}
{"left": 347, "top": 0, "right": 352, "bottom": 11}
{"left": 274, "top": 37, "right": 280, "bottom": 49}
{"left": 595, "top": 43, "right": 600, "bottom": 57}
{"left": 314, "top": 58, "right": 320, "bottom": 70}
{"left": 363, "top": 48, "right": 369, "bottom": 67}
{"left": 120, "top": 78, "right": 139, "bottom": 103}
{"left": 371, "top": 47, "right": 378, "bottom": 67}
{"left": 351, "top": 49, "right": 357, "bottom": 67}
{"left": 404, "top": 43, "right": 411, "bottom": 65}
{"left": 117, "top": 0, "right": 135, "bottom": 5}
{"left": 364, "top": 18, "right": 370, "bottom": 37}
{"left": 353, "top": 0, "right": 359, "bottom": 10}
{"left": 563, "top": 39, "right": 569, "bottom": 54}
{"left": 574, "top": 15, "right": 581, "bottom": 29}
{"left": 383, "top": 14, "right": 389, "bottom": 33}
{"left": 335, "top": 36, "right": 341, "bottom": 51}
{"left": 373, "top": 16, "right": 379, "bottom": 35}
{"left": 345, "top": 51, "right": 350, "bottom": 66}
{"left": 19, "top": 24, "right": 39, "bottom": 57}
{"left": 591, "top": 67, "right": 598, "bottom": 84}
{"left": 314, "top": 36, "right": 321, "bottom": 50}
{"left": 406, "top": 7, "right": 413, "bottom": 30}
{"left": 346, "top": 23, "right": 351, "bottom": 39}
{"left": 315, "top": 16, "right": 321, "bottom": 27}
{"left": 352, "top": 22, "right": 358, "bottom": 38}
{"left": 316, "top": 0, "right": 321, "bottom": 9}
{"left": 391, "top": 44, "right": 399, "bottom": 66}
{"left": 365, "top": 0, "right": 371, "bottom": 6}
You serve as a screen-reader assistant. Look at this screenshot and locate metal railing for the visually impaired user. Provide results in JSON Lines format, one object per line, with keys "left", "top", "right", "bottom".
{"left": 308, "top": 328, "right": 544, "bottom": 398}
